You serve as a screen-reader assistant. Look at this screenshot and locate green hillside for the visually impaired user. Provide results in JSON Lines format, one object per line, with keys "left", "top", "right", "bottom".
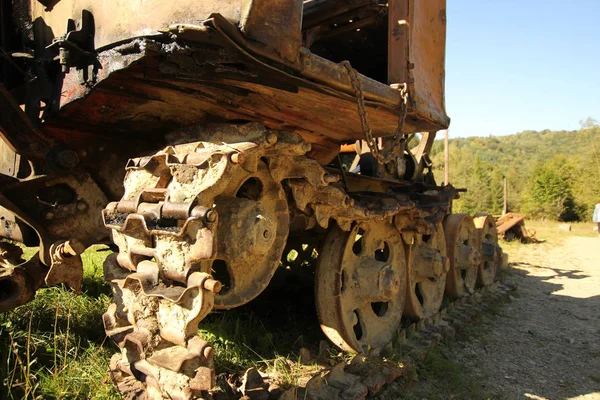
{"left": 428, "top": 119, "right": 600, "bottom": 221}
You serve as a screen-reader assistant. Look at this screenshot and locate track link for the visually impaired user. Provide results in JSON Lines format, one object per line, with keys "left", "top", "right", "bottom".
{"left": 102, "top": 161, "right": 222, "bottom": 399}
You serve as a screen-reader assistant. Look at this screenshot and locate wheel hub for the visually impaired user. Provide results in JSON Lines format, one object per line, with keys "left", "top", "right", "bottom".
{"left": 378, "top": 265, "right": 401, "bottom": 298}
{"left": 217, "top": 198, "right": 277, "bottom": 260}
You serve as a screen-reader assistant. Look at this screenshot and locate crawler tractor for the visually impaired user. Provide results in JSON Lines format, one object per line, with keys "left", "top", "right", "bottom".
{"left": 0, "top": 0, "right": 502, "bottom": 398}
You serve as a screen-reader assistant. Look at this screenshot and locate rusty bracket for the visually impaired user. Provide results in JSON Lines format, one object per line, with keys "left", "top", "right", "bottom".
{"left": 45, "top": 239, "right": 86, "bottom": 294}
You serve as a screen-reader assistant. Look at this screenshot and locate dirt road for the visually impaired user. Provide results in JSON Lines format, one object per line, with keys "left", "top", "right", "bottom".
{"left": 394, "top": 234, "right": 600, "bottom": 400}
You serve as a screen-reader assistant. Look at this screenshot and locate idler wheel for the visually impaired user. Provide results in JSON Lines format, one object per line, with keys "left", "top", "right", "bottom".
{"left": 473, "top": 213, "right": 500, "bottom": 287}
{"left": 316, "top": 221, "right": 407, "bottom": 353}
{"left": 212, "top": 162, "right": 289, "bottom": 309}
{"left": 403, "top": 222, "right": 448, "bottom": 321}
{"left": 443, "top": 214, "right": 480, "bottom": 298}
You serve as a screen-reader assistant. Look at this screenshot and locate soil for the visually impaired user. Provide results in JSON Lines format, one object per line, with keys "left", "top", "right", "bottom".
{"left": 401, "top": 235, "right": 600, "bottom": 399}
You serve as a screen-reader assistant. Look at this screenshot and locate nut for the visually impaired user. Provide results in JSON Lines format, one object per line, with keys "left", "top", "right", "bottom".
{"left": 265, "top": 133, "right": 278, "bottom": 145}
{"left": 204, "top": 209, "right": 218, "bottom": 224}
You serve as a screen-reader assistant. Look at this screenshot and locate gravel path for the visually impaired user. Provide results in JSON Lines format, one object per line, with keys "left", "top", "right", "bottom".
{"left": 445, "top": 236, "right": 600, "bottom": 399}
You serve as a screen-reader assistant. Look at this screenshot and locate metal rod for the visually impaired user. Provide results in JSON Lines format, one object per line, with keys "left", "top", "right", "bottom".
{"left": 444, "top": 129, "right": 449, "bottom": 185}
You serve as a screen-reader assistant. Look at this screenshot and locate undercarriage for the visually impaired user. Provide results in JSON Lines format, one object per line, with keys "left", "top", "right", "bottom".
{"left": 0, "top": 1, "right": 505, "bottom": 398}
{"left": 99, "top": 123, "right": 500, "bottom": 398}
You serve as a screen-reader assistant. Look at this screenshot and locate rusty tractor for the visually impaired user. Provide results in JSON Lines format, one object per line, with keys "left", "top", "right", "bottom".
{"left": 0, "top": 1, "right": 503, "bottom": 398}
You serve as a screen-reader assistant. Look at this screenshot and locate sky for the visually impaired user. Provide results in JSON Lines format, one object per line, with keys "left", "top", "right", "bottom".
{"left": 445, "top": 0, "right": 600, "bottom": 137}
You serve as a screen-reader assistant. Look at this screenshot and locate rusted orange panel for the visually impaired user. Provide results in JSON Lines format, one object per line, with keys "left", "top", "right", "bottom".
{"left": 388, "top": 0, "right": 409, "bottom": 85}
{"left": 388, "top": 0, "right": 449, "bottom": 129}
{"left": 29, "top": 0, "right": 244, "bottom": 48}
{"left": 407, "top": 0, "right": 449, "bottom": 128}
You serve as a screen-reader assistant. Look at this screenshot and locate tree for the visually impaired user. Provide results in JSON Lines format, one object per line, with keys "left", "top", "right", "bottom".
{"left": 522, "top": 159, "right": 579, "bottom": 221}
{"left": 579, "top": 117, "right": 599, "bottom": 130}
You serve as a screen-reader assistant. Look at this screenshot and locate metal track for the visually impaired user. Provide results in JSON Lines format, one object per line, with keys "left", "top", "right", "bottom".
{"left": 101, "top": 124, "right": 327, "bottom": 399}
{"left": 101, "top": 124, "right": 505, "bottom": 399}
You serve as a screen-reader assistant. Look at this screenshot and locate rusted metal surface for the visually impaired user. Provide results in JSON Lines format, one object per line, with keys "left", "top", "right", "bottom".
{"left": 27, "top": 0, "right": 243, "bottom": 49}
{"left": 473, "top": 213, "right": 501, "bottom": 287}
{"left": 101, "top": 124, "right": 311, "bottom": 397}
{"left": 443, "top": 214, "right": 480, "bottom": 298}
{"left": 1, "top": 172, "right": 110, "bottom": 250}
{"left": 406, "top": 0, "right": 449, "bottom": 127}
{"left": 402, "top": 222, "right": 448, "bottom": 321}
{"left": 0, "top": 84, "right": 52, "bottom": 173}
{"left": 0, "top": 142, "right": 22, "bottom": 179}
{"left": 33, "top": 7, "right": 447, "bottom": 160}
{"left": 98, "top": 123, "right": 478, "bottom": 395}
{"left": 316, "top": 221, "right": 407, "bottom": 353}
{"left": 388, "top": 0, "right": 410, "bottom": 86}
{"left": 0, "top": 206, "right": 37, "bottom": 245}
{"left": 0, "top": 242, "right": 48, "bottom": 312}
{"left": 240, "top": 0, "right": 303, "bottom": 63}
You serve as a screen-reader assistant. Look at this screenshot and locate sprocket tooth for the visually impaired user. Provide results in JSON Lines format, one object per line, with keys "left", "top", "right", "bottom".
{"left": 103, "top": 303, "right": 134, "bottom": 346}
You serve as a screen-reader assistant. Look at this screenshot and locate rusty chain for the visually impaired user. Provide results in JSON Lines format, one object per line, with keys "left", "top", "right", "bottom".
{"left": 341, "top": 60, "right": 410, "bottom": 165}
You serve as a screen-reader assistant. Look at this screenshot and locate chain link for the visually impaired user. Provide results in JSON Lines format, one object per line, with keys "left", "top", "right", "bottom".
{"left": 341, "top": 60, "right": 410, "bottom": 165}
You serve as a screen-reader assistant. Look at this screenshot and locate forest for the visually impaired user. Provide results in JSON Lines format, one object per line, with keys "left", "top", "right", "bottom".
{"left": 428, "top": 118, "right": 600, "bottom": 221}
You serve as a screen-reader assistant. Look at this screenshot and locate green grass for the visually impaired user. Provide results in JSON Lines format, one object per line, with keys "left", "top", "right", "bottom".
{"left": 1, "top": 246, "right": 119, "bottom": 400}
{"left": 1, "top": 247, "right": 325, "bottom": 398}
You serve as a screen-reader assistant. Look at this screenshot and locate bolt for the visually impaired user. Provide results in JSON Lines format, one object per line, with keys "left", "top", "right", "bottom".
{"left": 263, "top": 229, "right": 272, "bottom": 240}
{"left": 45, "top": 212, "right": 54, "bottom": 220}
{"left": 203, "top": 278, "right": 222, "bottom": 293}
{"left": 77, "top": 201, "right": 87, "bottom": 211}
{"left": 265, "top": 133, "right": 278, "bottom": 145}
{"left": 57, "top": 149, "right": 79, "bottom": 168}
{"left": 230, "top": 152, "right": 245, "bottom": 165}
